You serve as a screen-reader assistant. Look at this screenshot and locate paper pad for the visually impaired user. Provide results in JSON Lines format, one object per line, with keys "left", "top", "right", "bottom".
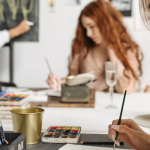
{"left": 59, "top": 144, "right": 131, "bottom": 150}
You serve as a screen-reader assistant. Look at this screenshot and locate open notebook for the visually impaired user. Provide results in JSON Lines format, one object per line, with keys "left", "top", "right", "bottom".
{"left": 59, "top": 144, "right": 132, "bottom": 150}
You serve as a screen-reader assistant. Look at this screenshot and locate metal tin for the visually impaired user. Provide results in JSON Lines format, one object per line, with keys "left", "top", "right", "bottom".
{"left": 11, "top": 107, "right": 44, "bottom": 145}
{"left": 61, "top": 85, "right": 89, "bottom": 103}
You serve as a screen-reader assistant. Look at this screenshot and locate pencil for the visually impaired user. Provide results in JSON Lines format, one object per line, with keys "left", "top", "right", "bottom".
{"left": 114, "top": 90, "right": 127, "bottom": 149}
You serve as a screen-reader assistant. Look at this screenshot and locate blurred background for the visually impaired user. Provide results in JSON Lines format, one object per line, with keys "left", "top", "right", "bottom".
{"left": 0, "top": 0, "right": 149, "bottom": 88}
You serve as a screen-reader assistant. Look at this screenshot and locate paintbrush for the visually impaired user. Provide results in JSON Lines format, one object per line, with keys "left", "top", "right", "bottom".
{"left": 45, "top": 57, "right": 59, "bottom": 90}
{"left": 113, "top": 90, "right": 127, "bottom": 150}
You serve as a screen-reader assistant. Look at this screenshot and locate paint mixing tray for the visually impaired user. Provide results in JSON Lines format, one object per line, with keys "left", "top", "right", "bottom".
{"left": 42, "top": 126, "right": 81, "bottom": 143}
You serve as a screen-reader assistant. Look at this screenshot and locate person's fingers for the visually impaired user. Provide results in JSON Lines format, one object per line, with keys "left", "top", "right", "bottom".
{"left": 48, "top": 73, "right": 52, "bottom": 78}
{"left": 112, "top": 119, "right": 142, "bottom": 131}
{"left": 47, "top": 73, "right": 61, "bottom": 90}
{"left": 112, "top": 119, "right": 134, "bottom": 126}
{"left": 50, "top": 73, "right": 58, "bottom": 80}
{"left": 52, "top": 75, "right": 61, "bottom": 90}
{"left": 46, "top": 78, "right": 53, "bottom": 85}
{"left": 108, "top": 125, "right": 120, "bottom": 146}
{"left": 47, "top": 79, "right": 57, "bottom": 89}
{"left": 111, "top": 124, "right": 132, "bottom": 134}
{"left": 26, "top": 25, "right": 30, "bottom": 31}
{"left": 46, "top": 79, "right": 49, "bottom": 85}
{"left": 54, "top": 74, "right": 60, "bottom": 81}
{"left": 111, "top": 124, "right": 140, "bottom": 142}
{"left": 109, "top": 124, "right": 137, "bottom": 148}
{"left": 49, "top": 73, "right": 55, "bottom": 80}
{"left": 50, "top": 83, "right": 57, "bottom": 89}
{"left": 23, "top": 20, "right": 27, "bottom": 23}
{"left": 118, "top": 133, "right": 137, "bottom": 149}
{"left": 108, "top": 125, "right": 115, "bottom": 140}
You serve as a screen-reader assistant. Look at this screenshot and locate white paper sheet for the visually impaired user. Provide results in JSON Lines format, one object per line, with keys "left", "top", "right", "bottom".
{"left": 46, "top": 89, "right": 61, "bottom": 97}
{"left": 59, "top": 144, "right": 131, "bottom": 150}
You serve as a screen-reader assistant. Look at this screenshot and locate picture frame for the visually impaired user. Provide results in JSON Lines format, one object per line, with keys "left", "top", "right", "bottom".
{"left": 109, "top": 0, "right": 132, "bottom": 17}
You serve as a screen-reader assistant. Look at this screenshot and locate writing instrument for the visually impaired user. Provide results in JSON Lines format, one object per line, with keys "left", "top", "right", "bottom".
{"left": 0, "top": 119, "right": 5, "bottom": 145}
{"left": 45, "top": 57, "right": 53, "bottom": 73}
{"left": 81, "top": 141, "right": 124, "bottom": 145}
{"left": 26, "top": 21, "right": 34, "bottom": 26}
{"left": 4, "top": 139, "right": 9, "bottom": 145}
{"left": 45, "top": 58, "right": 58, "bottom": 89}
{"left": 113, "top": 90, "right": 127, "bottom": 150}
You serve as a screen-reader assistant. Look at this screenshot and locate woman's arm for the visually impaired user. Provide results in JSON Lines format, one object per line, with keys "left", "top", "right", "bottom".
{"left": 47, "top": 54, "right": 81, "bottom": 89}
{"left": 0, "top": 20, "right": 30, "bottom": 49}
{"left": 108, "top": 48, "right": 139, "bottom": 93}
{"left": 8, "top": 20, "right": 30, "bottom": 39}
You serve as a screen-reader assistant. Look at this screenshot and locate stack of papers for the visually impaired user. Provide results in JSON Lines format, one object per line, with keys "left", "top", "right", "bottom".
{"left": 59, "top": 144, "right": 132, "bottom": 150}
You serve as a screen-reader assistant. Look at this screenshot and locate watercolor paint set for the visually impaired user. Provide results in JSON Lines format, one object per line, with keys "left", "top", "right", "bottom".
{"left": 42, "top": 126, "right": 81, "bottom": 143}
{"left": 0, "top": 94, "right": 28, "bottom": 106}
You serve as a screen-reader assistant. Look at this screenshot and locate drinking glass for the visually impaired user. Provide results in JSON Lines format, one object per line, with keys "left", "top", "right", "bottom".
{"left": 105, "top": 61, "right": 118, "bottom": 108}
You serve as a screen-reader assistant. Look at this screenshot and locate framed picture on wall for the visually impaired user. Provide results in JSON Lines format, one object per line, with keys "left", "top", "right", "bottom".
{"left": 109, "top": 0, "right": 132, "bottom": 17}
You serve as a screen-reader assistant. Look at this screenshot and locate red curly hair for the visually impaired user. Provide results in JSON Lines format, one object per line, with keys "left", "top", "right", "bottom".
{"left": 72, "top": 0, "right": 143, "bottom": 80}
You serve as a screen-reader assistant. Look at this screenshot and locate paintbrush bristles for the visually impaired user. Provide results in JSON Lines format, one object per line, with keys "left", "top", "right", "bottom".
{"left": 113, "top": 142, "right": 116, "bottom": 150}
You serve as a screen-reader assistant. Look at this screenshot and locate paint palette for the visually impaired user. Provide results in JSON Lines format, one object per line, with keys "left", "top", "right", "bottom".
{"left": 42, "top": 126, "right": 81, "bottom": 143}
{"left": 0, "top": 94, "right": 28, "bottom": 106}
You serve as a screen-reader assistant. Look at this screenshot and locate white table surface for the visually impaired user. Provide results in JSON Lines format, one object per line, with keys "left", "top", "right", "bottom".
{"left": 3, "top": 91, "right": 150, "bottom": 134}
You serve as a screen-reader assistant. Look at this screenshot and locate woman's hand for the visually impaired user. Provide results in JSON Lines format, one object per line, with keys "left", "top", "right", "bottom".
{"left": 46, "top": 73, "right": 62, "bottom": 90}
{"left": 9, "top": 20, "right": 30, "bottom": 39}
{"left": 108, "top": 119, "right": 150, "bottom": 150}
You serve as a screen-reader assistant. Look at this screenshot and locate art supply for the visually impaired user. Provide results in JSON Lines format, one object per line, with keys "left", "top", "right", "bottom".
{"left": 0, "top": 94, "right": 28, "bottom": 106}
{"left": 45, "top": 58, "right": 53, "bottom": 73}
{"left": 0, "top": 94, "right": 29, "bottom": 124}
{"left": 26, "top": 21, "right": 34, "bottom": 26}
{"left": 4, "top": 139, "right": 9, "bottom": 145}
{"left": 11, "top": 107, "right": 44, "bottom": 144}
{"left": 61, "top": 84, "right": 90, "bottom": 103}
{"left": 66, "top": 72, "right": 95, "bottom": 86}
{"left": 0, "top": 133, "right": 25, "bottom": 150}
{"left": 42, "top": 126, "right": 81, "bottom": 143}
{"left": 113, "top": 90, "right": 127, "bottom": 150}
{"left": 45, "top": 57, "right": 58, "bottom": 89}
{"left": 0, "top": 119, "right": 5, "bottom": 145}
{"left": 31, "top": 89, "right": 95, "bottom": 108}
{"left": 46, "top": 89, "right": 61, "bottom": 97}
{"left": 80, "top": 141, "right": 123, "bottom": 145}
{"left": 59, "top": 144, "right": 130, "bottom": 150}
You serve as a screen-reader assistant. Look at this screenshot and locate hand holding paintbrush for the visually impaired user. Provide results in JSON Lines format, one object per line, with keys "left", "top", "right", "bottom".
{"left": 108, "top": 90, "right": 150, "bottom": 150}
{"left": 45, "top": 58, "right": 61, "bottom": 91}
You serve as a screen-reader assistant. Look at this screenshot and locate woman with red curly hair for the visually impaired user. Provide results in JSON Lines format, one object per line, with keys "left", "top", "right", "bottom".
{"left": 47, "top": 0, "right": 143, "bottom": 93}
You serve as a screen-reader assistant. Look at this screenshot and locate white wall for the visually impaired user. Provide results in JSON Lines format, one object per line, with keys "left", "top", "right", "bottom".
{"left": 0, "top": 0, "right": 150, "bottom": 88}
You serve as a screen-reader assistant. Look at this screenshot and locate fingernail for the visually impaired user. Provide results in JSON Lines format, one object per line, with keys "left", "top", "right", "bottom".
{"left": 115, "top": 141, "right": 120, "bottom": 146}
{"left": 112, "top": 134, "right": 115, "bottom": 141}
{"left": 111, "top": 125, "right": 119, "bottom": 130}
